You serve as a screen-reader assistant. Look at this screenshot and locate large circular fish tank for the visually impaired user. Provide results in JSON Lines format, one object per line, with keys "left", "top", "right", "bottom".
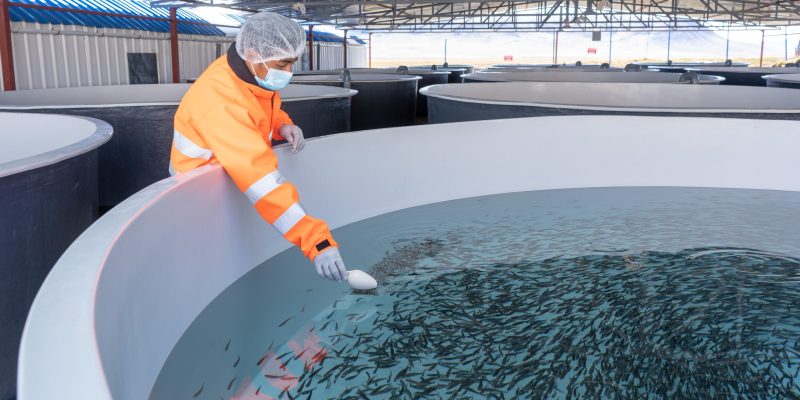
{"left": 410, "top": 65, "right": 469, "bottom": 83}
{"left": 1, "top": 112, "right": 111, "bottom": 400}
{"left": 303, "top": 68, "right": 450, "bottom": 117}
{"left": 293, "top": 74, "right": 421, "bottom": 130}
{"left": 421, "top": 82, "right": 800, "bottom": 123}
{"left": 763, "top": 73, "right": 800, "bottom": 89}
{"left": 18, "top": 115, "right": 800, "bottom": 399}
{"left": 488, "top": 63, "right": 622, "bottom": 72}
{"left": 685, "top": 66, "right": 800, "bottom": 86}
{"left": 637, "top": 61, "right": 749, "bottom": 73}
{"left": 411, "top": 64, "right": 475, "bottom": 76}
{"left": 462, "top": 71, "right": 724, "bottom": 84}
{"left": 0, "top": 84, "right": 356, "bottom": 209}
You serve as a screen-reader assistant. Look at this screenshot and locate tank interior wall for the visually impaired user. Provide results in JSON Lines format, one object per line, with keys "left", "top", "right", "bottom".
{"left": 1, "top": 151, "right": 99, "bottom": 400}
{"left": 426, "top": 97, "right": 800, "bottom": 124}
{"left": 18, "top": 116, "right": 800, "bottom": 400}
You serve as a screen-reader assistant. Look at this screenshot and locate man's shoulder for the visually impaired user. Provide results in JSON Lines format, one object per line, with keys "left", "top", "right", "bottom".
{"left": 178, "top": 58, "right": 247, "bottom": 121}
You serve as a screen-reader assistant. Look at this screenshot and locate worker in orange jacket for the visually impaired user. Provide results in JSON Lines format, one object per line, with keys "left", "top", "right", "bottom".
{"left": 170, "top": 12, "right": 347, "bottom": 282}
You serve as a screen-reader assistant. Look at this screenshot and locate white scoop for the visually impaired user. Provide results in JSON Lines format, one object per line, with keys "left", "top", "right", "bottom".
{"left": 347, "top": 270, "right": 378, "bottom": 290}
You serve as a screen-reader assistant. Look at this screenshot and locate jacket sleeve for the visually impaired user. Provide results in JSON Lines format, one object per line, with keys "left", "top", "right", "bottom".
{"left": 197, "top": 103, "right": 337, "bottom": 261}
{"left": 270, "top": 95, "right": 294, "bottom": 141}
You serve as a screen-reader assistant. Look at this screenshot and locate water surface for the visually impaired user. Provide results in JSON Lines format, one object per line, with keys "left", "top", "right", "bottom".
{"left": 150, "top": 187, "right": 800, "bottom": 399}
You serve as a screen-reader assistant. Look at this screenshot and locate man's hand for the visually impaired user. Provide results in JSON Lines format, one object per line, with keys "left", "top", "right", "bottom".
{"left": 279, "top": 124, "right": 305, "bottom": 153}
{"left": 313, "top": 247, "right": 348, "bottom": 281}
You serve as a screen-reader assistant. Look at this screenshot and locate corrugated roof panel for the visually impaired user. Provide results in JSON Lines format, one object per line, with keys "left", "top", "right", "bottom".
{"left": 305, "top": 30, "right": 366, "bottom": 45}
{"left": 7, "top": 0, "right": 225, "bottom": 36}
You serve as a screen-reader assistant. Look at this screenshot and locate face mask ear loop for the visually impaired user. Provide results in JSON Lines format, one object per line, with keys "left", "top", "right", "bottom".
{"left": 248, "top": 61, "right": 267, "bottom": 80}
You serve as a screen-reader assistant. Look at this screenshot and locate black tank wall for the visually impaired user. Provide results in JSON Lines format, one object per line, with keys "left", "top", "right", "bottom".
{"left": 426, "top": 96, "right": 800, "bottom": 124}
{"left": 0, "top": 151, "right": 99, "bottom": 400}
{"left": 295, "top": 81, "right": 418, "bottom": 131}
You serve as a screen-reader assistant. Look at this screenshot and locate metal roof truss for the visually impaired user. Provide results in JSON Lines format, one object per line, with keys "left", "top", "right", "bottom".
{"left": 150, "top": 0, "right": 800, "bottom": 32}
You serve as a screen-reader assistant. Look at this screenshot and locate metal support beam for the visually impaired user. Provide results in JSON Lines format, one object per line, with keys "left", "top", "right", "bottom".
{"left": 725, "top": 20, "right": 731, "bottom": 59}
{"left": 170, "top": 7, "right": 180, "bottom": 83}
{"left": 667, "top": 29, "right": 672, "bottom": 62}
{"left": 154, "top": 0, "right": 800, "bottom": 33}
{"left": 759, "top": 29, "right": 765, "bottom": 66}
{"left": 368, "top": 32, "right": 372, "bottom": 67}
{"left": 0, "top": 0, "right": 14, "bottom": 90}
{"left": 308, "top": 25, "right": 314, "bottom": 71}
{"left": 343, "top": 29, "right": 348, "bottom": 68}
{"left": 554, "top": 30, "right": 559, "bottom": 63}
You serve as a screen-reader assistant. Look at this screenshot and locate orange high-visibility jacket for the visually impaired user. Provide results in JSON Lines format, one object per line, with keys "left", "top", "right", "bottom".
{"left": 170, "top": 43, "right": 336, "bottom": 261}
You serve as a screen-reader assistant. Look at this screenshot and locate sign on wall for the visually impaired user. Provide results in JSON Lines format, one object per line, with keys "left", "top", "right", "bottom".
{"left": 587, "top": 48, "right": 597, "bottom": 54}
{"left": 504, "top": 55, "right": 513, "bottom": 61}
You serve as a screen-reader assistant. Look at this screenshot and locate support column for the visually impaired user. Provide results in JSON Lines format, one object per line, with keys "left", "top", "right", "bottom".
{"left": 308, "top": 25, "right": 314, "bottom": 71}
{"left": 170, "top": 7, "right": 180, "bottom": 83}
{"left": 608, "top": 28, "right": 613, "bottom": 65}
{"left": 785, "top": 28, "right": 788, "bottom": 61}
{"left": 725, "top": 23, "right": 731, "bottom": 60}
{"left": 368, "top": 32, "right": 372, "bottom": 68}
{"left": 759, "top": 29, "right": 765, "bottom": 67}
{"left": 343, "top": 29, "right": 348, "bottom": 68}
{"left": 0, "top": 0, "right": 15, "bottom": 91}
{"left": 554, "top": 31, "right": 559, "bottom": 64}
{"left": 666, "top": 30, "right": 671, "bottom": 62}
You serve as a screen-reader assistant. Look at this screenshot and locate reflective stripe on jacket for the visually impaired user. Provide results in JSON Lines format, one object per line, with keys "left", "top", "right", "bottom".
{"left": 171, "top": 43, "right": 336, "bottom": 261}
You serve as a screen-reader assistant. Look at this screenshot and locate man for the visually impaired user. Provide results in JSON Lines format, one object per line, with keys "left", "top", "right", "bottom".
{"left": 170, "top": 12, "right": 348, "bottom": 282}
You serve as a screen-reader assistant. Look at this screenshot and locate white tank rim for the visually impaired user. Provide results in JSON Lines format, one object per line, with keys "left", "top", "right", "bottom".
{"left": 0, "top": 83, "right": 358, "bottom": 110}
{"left": 420, "top": 82, "right": 800, "bottom": 114}
{"left": 0, "top": 112, "right": 112, "bottom": 178}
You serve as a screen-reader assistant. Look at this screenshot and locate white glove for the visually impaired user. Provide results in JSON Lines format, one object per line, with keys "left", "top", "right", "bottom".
{"left": 313, "top": 247, "right": 348, "bottom": 281}
{"left": 279, "top": 124, "right": 305, "bottom": 153}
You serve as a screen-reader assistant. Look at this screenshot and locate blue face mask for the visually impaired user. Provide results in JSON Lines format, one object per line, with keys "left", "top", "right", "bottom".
{"left": 254, "top": 64, "right": 293, "bottom": 91}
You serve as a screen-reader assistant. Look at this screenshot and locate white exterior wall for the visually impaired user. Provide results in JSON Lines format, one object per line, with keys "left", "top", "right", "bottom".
{"left": 1, "top": 21, "right": 230, "bottom": 90}
{"left": 178, "top": 37, "right": 228, "bottom": 81}
{"left": 304, "top": 42, "right": 368, "bottom": 71}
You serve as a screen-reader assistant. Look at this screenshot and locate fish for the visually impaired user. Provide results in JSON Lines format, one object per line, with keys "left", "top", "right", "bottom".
{"left": 257, "top": 247, "right": 800, "bottom": 398}
{"left": 192, "top": 384, "right": 203, "bottom": 398}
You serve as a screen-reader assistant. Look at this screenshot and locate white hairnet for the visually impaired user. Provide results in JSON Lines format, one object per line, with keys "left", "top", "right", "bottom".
{"left": 236, "top": 12, "right": 306, "bottom": 64}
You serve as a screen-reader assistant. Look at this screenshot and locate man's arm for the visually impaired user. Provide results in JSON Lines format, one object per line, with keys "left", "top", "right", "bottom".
{"left": 198, "top": 103, "right": 336, "bottom": 261}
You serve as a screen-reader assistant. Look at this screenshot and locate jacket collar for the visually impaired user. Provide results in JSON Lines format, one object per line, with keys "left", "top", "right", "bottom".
{"left": 227, "top": 42, "right": 275, "bottom": 97}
